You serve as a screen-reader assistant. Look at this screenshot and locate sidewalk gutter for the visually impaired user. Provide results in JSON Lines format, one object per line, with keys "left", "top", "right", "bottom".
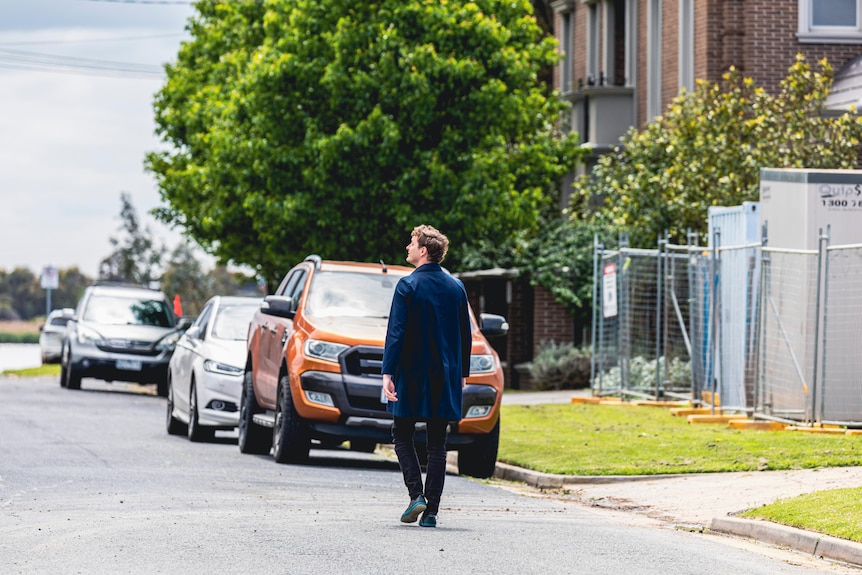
{"left": 489, "top": 460, "right": 862, "bottom": 569}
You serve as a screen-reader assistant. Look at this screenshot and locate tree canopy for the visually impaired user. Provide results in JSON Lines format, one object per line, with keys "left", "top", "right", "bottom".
{"left": 572, "top": 55, "right": 862, "bottom": 248}
{"left": 146, "top": 0, "right": 581, "bottom": 286}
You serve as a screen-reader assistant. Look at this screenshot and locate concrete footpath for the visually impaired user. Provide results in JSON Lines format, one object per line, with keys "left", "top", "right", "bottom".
{"left": 496, "top": 390, "right": 862, "bottom": 568}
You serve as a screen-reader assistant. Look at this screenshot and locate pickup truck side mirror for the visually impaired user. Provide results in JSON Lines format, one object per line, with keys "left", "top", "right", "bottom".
{"left": 176, "top": 317, "right": 194, "bottom": 330}
{"left": 479, "top": 313, "right": 509, "bottom": 338}
{"left": 261, "top": 295, "right": 295, "bottom": 319}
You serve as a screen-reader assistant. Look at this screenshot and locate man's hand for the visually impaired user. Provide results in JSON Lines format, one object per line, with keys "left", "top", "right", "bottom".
{"left": 382, "top": 373, "right": 398, "bottom": 402}
{"left": 462, "top": 378, "right": 466, "bottom": 389}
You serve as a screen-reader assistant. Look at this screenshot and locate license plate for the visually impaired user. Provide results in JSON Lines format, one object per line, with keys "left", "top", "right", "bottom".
{"left": 117, "top": 359, "right": 142, "bottom": 371}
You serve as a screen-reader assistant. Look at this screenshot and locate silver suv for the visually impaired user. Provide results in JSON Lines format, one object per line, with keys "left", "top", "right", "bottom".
{"left": 60, "top": 284, "right": 189, "bottom": 395}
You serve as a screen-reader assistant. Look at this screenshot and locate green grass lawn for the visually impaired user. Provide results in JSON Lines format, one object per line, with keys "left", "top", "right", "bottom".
{"left": 500, "top": 403, "right": 862, "bottom": 545}
{"left": 739, "top": 487, "right": 862, "bottom": 543}
{"left": 499, "top": 403, "right": 862, "bottom": 475}
{"left": 1, "top": 365, "right": 61, "bottom": 377}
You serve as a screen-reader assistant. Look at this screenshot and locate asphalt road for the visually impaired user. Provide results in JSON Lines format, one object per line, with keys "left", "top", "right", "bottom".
{"left": 1, "top": 376, "right": 855, "bottom": 574}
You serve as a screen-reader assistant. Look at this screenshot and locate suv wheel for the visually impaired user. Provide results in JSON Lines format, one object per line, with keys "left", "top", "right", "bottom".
{"left": 238, "top": 370, "right": 270, "bottom": 455}
{"left": 273, "top": 375, "right": 310, "bottom": 464}
{"left": 166, "top": 374, "right": 187, "bottom": 436}
{"left": 457, "top": 417, "right": 500, "bottom": 479}
{"left": 61, "top": 344, "right": 81, "bottom": 390}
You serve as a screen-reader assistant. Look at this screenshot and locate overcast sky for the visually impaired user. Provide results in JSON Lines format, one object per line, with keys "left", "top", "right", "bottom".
{"left": 0, "top": 0, "right": 198, "bottom": 279}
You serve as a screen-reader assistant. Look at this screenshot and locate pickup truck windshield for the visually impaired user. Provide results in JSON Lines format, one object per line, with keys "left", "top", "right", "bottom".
{"left": 304, "top": 271, "right": 397, "bottom": 319}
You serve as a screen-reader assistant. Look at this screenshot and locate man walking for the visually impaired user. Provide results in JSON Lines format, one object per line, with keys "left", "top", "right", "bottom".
{"left": 382, "top": 225, "right": 472, "bottom": 528}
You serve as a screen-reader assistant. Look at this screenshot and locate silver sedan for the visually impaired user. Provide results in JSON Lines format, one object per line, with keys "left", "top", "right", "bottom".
{"left": 166, "top": 295, "right": 261, "bottom": 442}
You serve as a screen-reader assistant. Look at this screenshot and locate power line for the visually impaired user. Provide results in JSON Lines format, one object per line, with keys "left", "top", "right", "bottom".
{"left": 0, "top": 32, "right": 184, "bottom": 47}
{"left": 0, "top": 48, "right": 164, "bottom": 78}
{"left": 78, "top": 0, "right": 194, "bottom": 4}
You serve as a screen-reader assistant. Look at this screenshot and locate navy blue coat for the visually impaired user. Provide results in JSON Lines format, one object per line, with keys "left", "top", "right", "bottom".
{"left": 382, "top": 263, "right": 471, "bottom": 421}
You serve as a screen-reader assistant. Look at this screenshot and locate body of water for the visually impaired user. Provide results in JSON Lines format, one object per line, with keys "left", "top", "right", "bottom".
{"left": 0, "top": 344, "right": 42, "bottom": 372}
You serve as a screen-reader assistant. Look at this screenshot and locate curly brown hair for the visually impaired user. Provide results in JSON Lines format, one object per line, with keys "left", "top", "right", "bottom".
{"left": 412, "top": 225, "right": 449, "bottom": 264}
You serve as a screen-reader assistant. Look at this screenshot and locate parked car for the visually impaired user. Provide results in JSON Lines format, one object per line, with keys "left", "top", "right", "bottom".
{"left": 60, "top": 284, "right": 191, "bottom": 394}
{"left": 39, "top": 308, "right": 74, "bottom": 363}
{"left": 239, "top": 256, "right": 508, "bottom": 478}
{"left": 166, "top": 295, "right": 262, "bottom": 442}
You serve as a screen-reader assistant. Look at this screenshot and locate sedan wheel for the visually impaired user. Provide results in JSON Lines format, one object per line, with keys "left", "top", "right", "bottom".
{"left": 166, "top": 375, "right": 187, "bottom": 436}
{"left": 187, "top": 381, "right": 214, "bottom": 443}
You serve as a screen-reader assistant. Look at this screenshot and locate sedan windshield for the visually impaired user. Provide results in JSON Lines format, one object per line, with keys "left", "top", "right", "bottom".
{"left": 304, "top": 271, "right": 398, "bottom": 319}
{"left": 211, "top": 304, "right": 259, "bottom": 341}
{"left": 83, "top": 295, "right": 174, "bottom": 327}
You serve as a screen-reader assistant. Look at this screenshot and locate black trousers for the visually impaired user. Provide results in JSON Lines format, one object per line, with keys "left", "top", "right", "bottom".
{"left": 392, "top": 417, "right": 448, "bottom": 515}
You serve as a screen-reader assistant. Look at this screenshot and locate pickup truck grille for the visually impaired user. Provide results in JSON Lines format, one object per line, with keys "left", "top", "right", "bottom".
{"left": 341, "top": 346, "right": 383, "bottom": 377}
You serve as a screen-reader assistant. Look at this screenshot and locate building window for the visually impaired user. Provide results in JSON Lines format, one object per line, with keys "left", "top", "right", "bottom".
{"left": 647, "top": 0, "right": 662, "bottom": 118}
{"left": 799, "top": 0, "right": 862, "bottom": 43}
{"left": 587, "top": 2, "right": 599, "bottom": 84}
{"left": 679, "top": 0, "right": 694, "bottom": 91}
{"left": 562, "top": 11, "right": 573, "bottom": 93}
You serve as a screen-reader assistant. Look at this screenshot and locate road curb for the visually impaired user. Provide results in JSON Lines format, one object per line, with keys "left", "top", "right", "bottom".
{"left": 710, "top": 516, "right": 862, "bottom": 567}
{"left": 492, "top": 461, "right": 688, "bottom": 487}
{"left": 492, "top": 461, "right": 862, "bottom": 568}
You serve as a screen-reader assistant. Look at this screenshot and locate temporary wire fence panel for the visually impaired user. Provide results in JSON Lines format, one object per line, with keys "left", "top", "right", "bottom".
{"left": 818, "top": 245, "right": 862, "bottom": 425}
{"left": 708, "top": 202, "right": 761, "bottom": 411}
{"left": 661, "top": 245, "right": 695, "bottom": 398}
{"left": 757, "top": 248, "right": 819, "bottom": 423}
{"left": 593, "top": 245, "right": 694, "bottom": 400}
{"left": 686, "top": 248, "right": 714, "bottom": 402}
{"left": 715, "top": 244, "right": 761, "bottom": 411}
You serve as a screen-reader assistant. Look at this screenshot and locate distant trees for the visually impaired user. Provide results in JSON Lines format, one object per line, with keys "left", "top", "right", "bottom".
{"left": 0, "top": 267, "right": 90, "bottom": 321}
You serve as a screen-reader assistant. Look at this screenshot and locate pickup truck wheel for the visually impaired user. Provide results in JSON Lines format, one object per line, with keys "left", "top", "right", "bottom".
{"left": 273, "top": 375, "right": 310, "bottom": 464}
{"left": 166, "top": 375, "right": 187, "bottom": 436}
{"left": 457, "top": 417, "right": 500, "bottom": 479}
{"left": 238, "top": 370, "right": 270, "bottom": 455}
{"left": 187, "top": 380, "right": 214, "bottom": 443}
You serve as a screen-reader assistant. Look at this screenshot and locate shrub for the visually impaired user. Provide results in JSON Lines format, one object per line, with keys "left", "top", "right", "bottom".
{"left": 528, "top": 341, "right": 592, "bottom": 390}
{"left": 0, "top": 333, "right": 39, "bottom": 344}
{"left": 597, "top": 355, "right": 691, "bottom": 389}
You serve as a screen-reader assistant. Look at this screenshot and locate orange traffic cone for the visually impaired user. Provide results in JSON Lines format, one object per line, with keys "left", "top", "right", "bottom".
{"left": 173, "top": 294, "right": 183, "bottom": 317}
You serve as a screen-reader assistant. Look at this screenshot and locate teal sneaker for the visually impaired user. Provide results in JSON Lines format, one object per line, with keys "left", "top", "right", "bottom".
{"left": 400, "top": 496, "right": 427, "bottom": 523}
{"left": 419, "top": 513, "right": 437, "bottom": 528}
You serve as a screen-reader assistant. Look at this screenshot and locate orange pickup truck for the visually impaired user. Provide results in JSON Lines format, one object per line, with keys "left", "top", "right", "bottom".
{"left": 238, "top": 255, "right": 508, "bottom": 478}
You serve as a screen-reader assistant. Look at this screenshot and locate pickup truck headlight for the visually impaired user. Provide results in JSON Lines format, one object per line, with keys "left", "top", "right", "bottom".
{"left": 304, "top": 339, "right": 350, "bottom": 363}
{"left": 77, "top": 325, "right": 104, "bottom": 346}
{"left": 203, "top": 359, "right": 243, "bottom": 376}
{"left": 469, "top": 354, "right": 496, "bottom": 375}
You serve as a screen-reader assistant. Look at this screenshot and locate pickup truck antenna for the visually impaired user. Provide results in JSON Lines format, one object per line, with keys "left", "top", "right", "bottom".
{"left": 380, "top": 259, "right": 388, "bottom": 274}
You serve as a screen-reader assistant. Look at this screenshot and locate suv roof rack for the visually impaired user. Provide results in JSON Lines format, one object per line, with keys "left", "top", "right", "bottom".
{"left": 304, "top": 254, "right": 322, "bottom": 269}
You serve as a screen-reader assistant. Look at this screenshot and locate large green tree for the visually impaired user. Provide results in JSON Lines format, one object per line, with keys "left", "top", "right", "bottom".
{"left": 573, "top": 55, "right": 862, "bottom": 248}
{"left": 146, "top": 0, "right": 581, "bottom": 286}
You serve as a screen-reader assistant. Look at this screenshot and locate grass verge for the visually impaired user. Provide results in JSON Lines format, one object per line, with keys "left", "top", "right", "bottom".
{"left": 739, "top": 487, "right": 862, "bottom": 543}
{"left": 1, "top": 365, "right": 61, "bottom": 377}
{"left": 499, "top": 403, "right": 862, "bottom": 475}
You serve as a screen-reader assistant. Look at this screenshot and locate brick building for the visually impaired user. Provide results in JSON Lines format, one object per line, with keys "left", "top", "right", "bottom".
{"left": 551, "top": 0, "right": 862, "bottom": 205}
{"left": 458, "top": 269, "right": 586, "bottom": 389}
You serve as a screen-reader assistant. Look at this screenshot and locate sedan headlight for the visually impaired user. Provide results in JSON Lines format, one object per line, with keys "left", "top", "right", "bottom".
{"left": 77, "top": 325, "right": 104, "bottom": 346}
{"left": 469, "top": 354, "right": 496, "bottom": 375}
{"left": 155, "top": 331, "right": 182, "bottom": 352}
{"left": 304, "top": 339, "right": 349, "bottom": 363}
{"left": 203, "top": 359, "right": 244, "bottom": 376}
